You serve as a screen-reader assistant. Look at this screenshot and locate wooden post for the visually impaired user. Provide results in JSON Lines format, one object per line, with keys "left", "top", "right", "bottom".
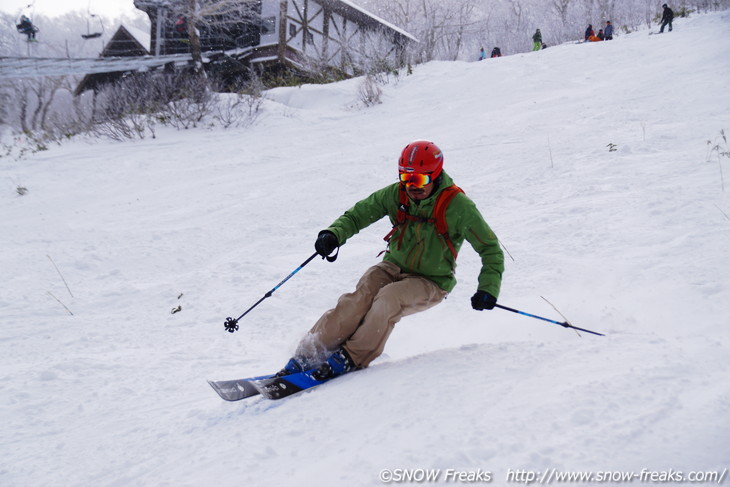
{"left": 278, "top": 0, "right": 288, "bottom": 62}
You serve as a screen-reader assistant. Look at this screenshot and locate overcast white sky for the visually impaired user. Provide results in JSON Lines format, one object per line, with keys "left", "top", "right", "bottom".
{"left": 1, "top": 0, "right": 143, "bottom": 19}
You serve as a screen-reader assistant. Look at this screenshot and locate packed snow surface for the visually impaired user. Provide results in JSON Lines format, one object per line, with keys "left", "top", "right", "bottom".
{"left": 2, "top": 11, "right": 729, "bottom": 487}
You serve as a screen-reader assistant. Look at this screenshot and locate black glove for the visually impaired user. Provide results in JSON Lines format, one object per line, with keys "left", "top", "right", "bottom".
{"left": 314, "top": 230, "right": 339, "bottom": 258}
{"left": 471, "top": 290, "right": 497, "bottom": 311}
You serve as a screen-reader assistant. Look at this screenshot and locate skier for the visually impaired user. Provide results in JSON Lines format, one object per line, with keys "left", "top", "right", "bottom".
{"left": 479, "top": 47, "right": 486, "bottom": 61}
{"left": 604, "top": 21, "right": 614, "bottom": 40}
{"left": 491, "top": 47, "right": 502, "bottom": 58}
{"left": 16, "top": 15, "right": 37, "bottom": 41}
{"left": 584, "top": 24, "right": 595, "bottom": 41}
{"left": 175, "top": 15, "right": 187, "bottom": 35}
{"left": 659, "top": 4, "right": 674, "bottom": 33}
{"left": 532, "top": 29, "right": 542, "bottom": 51}
{"left": 277, "top": 140, "right": 504, "bottom": 380}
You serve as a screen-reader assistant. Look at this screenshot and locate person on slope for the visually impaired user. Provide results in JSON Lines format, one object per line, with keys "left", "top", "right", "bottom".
{"left": 532, "top": 29, "right": 542, "bottom": 51}
{"left": 604, "top": 21, "right": 614, "bottom": 40}
{"left": 277, "top": 141, "right": 505, "bottom": 380}
{"left": 659, "top": 4, "right": 674, "bottom": 33}
{"left": 585, "top": 24, "right": 595, "bottom": 41}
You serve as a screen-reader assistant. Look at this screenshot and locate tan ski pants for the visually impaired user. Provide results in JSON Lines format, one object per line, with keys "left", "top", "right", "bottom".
{"left": 296, "top": 261, "right": 448, "bottom": 368}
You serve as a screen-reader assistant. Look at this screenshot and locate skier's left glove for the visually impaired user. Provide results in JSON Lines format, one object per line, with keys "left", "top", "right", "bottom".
{"left": 471, "top": 290, "right": 497, "bottom": 311}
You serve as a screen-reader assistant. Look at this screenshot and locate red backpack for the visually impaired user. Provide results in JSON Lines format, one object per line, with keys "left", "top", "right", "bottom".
{"left": 383, "top": 185, "right": 464, "bottom": 259}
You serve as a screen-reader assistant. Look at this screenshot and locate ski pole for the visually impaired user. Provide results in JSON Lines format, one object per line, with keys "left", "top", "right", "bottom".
{"left": 495, "top": 303, "right": 605, "bottom": 336}
{"left": 224, "top": 251, "right": 320, "bottom": 333}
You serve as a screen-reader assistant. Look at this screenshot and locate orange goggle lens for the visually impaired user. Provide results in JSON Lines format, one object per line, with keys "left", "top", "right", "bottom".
{"left": 399, "top": 173, "right": 432, "bottom": 188}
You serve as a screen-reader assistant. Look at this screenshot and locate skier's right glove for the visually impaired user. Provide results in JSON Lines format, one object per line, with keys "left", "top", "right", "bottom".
{"left": 471, "top": 290, "right": 497, "bottom": 311}
{"left": 314, "top": 230, "right": 339, "bottom": 260}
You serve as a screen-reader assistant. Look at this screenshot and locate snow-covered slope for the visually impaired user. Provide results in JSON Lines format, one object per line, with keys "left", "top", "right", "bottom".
{"left": 2, "top": 11, "right": 729, "bottom": 487}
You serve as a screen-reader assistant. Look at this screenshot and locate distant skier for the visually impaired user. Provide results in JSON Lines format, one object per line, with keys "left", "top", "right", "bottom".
{"left": 175, "top": 15, "right": 188, "bottom": 35}
{"left": 659, "top": 4, "right": 674, "bottom": 33}
{"left": 604, "top": 21, "right": 614, "bottom": 40}
{"left": 584, "top": 24, "right": 595, "bottom": 41}
{"left": 479, "top": 47, "right": 486, "bottom": 61}
{"left": 275, "top": 140, "right": 504, "bottom": 380}
{"left": 16, "top": 15, "right": 37, "bottom": 41}
{"left": 491, "top": 47, "right": 502, "bottom": 58}
{"left": 532, "top": 29, "right": 542, "bottom": 51}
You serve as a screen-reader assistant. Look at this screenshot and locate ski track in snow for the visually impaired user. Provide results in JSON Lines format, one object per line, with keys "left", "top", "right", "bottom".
{"left": 2, "top": 10, "right": 730, "bottom": 487}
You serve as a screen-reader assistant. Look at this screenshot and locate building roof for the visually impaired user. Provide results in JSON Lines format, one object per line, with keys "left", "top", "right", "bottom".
{"left": 133, "top": 0, "right": 417, "bottom": 43}
{"left": 100, "top": 25, "right": 150, "bottom": 57}
{"left": 124, "top": 25, "right": 152, "bottom": 53}
{"left": 332, "top": 0, "right": 418, "bottom": 42}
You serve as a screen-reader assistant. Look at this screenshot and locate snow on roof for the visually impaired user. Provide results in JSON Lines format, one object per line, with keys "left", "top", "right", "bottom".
{"left": 130, "top": 0, "right": 417, "bottom": 44}
{"left": 122, "top": 24, "right": 152, "bottom": 52}
{"left": 336, "top": 0, "right": 418, "bottom": 43}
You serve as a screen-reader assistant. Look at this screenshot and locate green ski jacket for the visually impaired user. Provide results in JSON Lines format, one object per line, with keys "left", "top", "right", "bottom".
{"left": 326, "top": 171, "right": 504, "bottom": 296}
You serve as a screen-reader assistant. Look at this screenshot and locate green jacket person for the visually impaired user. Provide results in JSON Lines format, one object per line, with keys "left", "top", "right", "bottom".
{"left": 278, "top": 140, "right": 504, "bottom": 380}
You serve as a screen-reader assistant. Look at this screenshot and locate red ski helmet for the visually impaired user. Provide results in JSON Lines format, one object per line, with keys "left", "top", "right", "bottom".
{"left": 398, "top": 140, "right": 444, "bottom": 179}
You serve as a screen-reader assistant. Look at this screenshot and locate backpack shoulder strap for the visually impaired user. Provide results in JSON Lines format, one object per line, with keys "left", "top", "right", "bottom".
{"left": 382, "top": 184, "right": 464, "bottom": 258}
{"left": 433, "top": 185, "right": 463, "bottom": 236}
{"left": 396, "top": 185, "right": 410, "bottom": 223}
{"left": 382, "top": 186, "right": 411, "bottom": 244}
{"left": 433, "top": 185, "right": 464, "bottom": 258}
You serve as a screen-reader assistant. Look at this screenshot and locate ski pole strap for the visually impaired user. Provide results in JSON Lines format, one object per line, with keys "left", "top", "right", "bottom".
{"left": 324, "top": 246, "right": 338, "bottom": 262}
{"left": 495, "top": 304, "right": 605, "bottom": 336}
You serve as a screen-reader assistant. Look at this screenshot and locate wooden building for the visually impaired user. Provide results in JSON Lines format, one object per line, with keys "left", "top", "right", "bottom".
{"left": 74, "top": 25, "right": 151, "bottom": 95}
{"left": 133, "top": 0, "right": 416, "bottom": 81}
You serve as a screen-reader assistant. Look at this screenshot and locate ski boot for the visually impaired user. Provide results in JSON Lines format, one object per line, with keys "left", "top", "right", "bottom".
{"left": 275, "top": 357, "right": 307, "bottom": 377}
{"left": 312, "top": 348, "right": 356, "bottom": 381}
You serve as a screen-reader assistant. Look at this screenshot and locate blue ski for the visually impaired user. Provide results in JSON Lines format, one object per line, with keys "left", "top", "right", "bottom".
{"left": 208, "top": 374, "right": 274, "bottom": 401}
{"left": 251, "top": 369, "right": 344, "bottom": 400}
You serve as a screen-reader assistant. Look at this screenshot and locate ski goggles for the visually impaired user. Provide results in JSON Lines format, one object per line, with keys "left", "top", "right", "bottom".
{"left": 399, "top": 173, "right": 432, "bottom": 188}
